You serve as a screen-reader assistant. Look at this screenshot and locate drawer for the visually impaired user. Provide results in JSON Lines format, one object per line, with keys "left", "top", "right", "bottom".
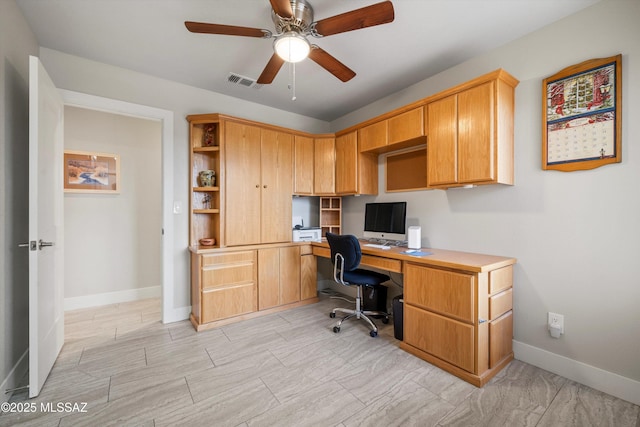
{"left": 202, "top": 250, "right": 255, "bottom": 267}
{"left": 404, "top": 264, "right": 474, "bottom": 323}
{"left": 489, "top": 311, "right": 513, "bottom": 367}
{"left": 360, "top": 254, "right": 402, "bottom": 273}
{"left": 202, "top": 262, "right": 255, "bottom": 290}
{"left": 299, "top": 244, "right": 313, "bottom": 255}
{"left": 201, "top": 283, "right": 257, "bottom": 323}
{"left": 489, "top": 265, "right": 512, "bottom": 294}
{"left": 312, "top": 246, "right": 330, "bottom": 259}
{"left": 489, "top": 288, "right": 512, "bottom": 320}
{"left": 405, "top": 304, "right": 475, "bottom": 373}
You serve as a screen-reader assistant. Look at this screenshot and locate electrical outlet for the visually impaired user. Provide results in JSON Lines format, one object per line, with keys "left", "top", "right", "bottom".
{"left": 548, "top": 312, "right": 564, "bottom": 334}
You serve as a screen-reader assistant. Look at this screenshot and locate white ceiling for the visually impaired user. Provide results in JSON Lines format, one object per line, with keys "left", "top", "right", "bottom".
{"left": 16, "top": 0, "right": 600, "bottom": 121}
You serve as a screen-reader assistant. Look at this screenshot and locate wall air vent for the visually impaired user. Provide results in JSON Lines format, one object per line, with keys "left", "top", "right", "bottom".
{"left": 227, "top": 73, "right": 263, "bottom": 90}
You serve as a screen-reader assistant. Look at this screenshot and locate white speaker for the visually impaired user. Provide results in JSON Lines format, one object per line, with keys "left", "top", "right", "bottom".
{"left": 408, "top": 226, "right": 421, "bottom": 249}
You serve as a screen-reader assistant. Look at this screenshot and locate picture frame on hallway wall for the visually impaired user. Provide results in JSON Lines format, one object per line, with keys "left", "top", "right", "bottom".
{"left": 63, "top": 150, "right": 120, "bottom": 193}
{"left": 542, "top": 54, "right": 622, "bottom": 172}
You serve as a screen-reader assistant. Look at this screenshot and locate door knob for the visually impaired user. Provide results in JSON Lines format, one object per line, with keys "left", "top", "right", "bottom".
{"left": 38, "top": 239, "right": 54, "bottom": 250}
{"left": 18, "top": 241, "right": 37, "bottom": 251}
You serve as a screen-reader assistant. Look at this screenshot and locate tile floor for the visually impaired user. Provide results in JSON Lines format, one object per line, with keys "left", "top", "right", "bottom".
{"left": 2, "top": 296, "right": 639, "bottom": 427}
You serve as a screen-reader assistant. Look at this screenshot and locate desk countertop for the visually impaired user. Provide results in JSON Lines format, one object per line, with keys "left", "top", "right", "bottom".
{"left": 311, "top": 240, "right": 516, "bottom": 273}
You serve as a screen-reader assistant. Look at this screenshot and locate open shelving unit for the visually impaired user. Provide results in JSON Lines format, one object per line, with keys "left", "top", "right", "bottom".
{"left": 320, "top": 197, "right": 341, "bottom": 237}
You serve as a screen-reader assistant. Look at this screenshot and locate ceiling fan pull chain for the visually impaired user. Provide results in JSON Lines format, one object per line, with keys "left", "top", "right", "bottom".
{"left": 288, "top": 61, "right": 297, "bottom": 101}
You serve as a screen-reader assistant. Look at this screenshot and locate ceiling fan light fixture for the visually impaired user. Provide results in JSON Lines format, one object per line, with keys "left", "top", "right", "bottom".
{"left": 274, "top": 31, "right": 310, "bottom": 63}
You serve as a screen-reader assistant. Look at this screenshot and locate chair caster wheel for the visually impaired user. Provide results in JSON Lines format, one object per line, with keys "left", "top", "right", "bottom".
{"left": 329, "top": 312, "right": 336, "bottom": 318}
{"left": 370, "top": 330, "right": 378, "bottom": 337}
{"left": 333, "top": 326, "right": 340, "bottom": 333}
{"left": 382, "top": 317, "right": 389, "bottom": 324}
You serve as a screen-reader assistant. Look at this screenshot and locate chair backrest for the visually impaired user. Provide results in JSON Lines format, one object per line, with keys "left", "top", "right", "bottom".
{"left": 326, "top": 233, "right": 361, "bottom": 272}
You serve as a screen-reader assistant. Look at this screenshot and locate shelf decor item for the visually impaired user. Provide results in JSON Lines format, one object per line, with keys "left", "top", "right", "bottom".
{"left": 198, "top": 169, "right": 216, "bottom": 187}
{"left": 63, "top": 150, "right": 120, "bottom": 193}
{"left": 542, "top": 54, "right": 622, "bottom": 171}
{"left": 202, "top": 125, "right": 216, "bottom": 146}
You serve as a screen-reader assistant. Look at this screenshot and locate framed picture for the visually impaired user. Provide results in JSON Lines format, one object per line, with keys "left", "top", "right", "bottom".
{"left": 64, "top": 150, "right": 120, "bottom": 193}
{"left": 542, "top": 54, "right": 622, "bottom": 171}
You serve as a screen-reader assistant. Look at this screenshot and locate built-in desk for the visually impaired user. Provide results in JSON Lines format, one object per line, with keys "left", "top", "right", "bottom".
{"left": 312, "top": 240, "right": 516, "bottom": 387}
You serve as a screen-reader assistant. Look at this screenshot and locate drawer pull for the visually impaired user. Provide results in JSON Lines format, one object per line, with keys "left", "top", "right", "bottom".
{"left": 478, "top": 318, "right": 487, "bottom": 324}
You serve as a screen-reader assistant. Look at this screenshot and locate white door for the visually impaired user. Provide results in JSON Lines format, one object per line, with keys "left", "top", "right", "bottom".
{"left": 27, "top": 55, "right": 65, "bottom": 398}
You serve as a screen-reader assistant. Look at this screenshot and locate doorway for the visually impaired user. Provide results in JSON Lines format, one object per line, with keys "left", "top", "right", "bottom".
{"left": 60, "top": 90, "right": 176, "bottom": 323}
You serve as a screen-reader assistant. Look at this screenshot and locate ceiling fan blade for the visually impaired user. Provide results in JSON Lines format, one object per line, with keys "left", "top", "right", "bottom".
{"left": 269, "top": 0, "right": 293, "bottom": 19}
{"left": 257, "top": 54, "right": 286, "bottom": 84}
{"left": 308, "top": 46, "right": 356, "bottom": 82}
{"left": 313, "top": 1, "right": 395, "bottom": 37}
{"left": 185, "top": 21, "right": 270, "bottom": 38}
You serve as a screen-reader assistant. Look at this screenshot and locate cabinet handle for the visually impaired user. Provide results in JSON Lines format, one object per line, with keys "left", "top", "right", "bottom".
{"left": 255, "top": 184, "right": 260, "bottom": 188}
{"left": 263, "top": 185, "right": 267, "bottom": 188}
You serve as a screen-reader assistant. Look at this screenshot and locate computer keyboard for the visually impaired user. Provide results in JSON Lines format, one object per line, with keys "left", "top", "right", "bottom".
{"left": 363, "top": 243, "right": 391, "bottom": 250}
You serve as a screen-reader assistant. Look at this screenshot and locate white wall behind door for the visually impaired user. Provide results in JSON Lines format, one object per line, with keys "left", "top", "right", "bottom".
{"left": 63, "top": 106, "right": 162, "bottom": 309}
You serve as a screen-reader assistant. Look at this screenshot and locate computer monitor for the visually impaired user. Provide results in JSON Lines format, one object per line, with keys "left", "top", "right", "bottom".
{"left": 363, "top": 202, "right": 407, "bottom": 241}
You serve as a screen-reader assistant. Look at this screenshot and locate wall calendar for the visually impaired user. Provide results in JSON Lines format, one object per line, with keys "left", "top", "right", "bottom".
{"left": 542, "top": 55, "right": 622, "bottom": 171}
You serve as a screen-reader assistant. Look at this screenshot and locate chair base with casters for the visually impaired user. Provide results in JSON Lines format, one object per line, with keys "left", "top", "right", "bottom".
{"left": 330, "top": 283, "right": 389, "bottom": 337}
{"left": 325, "top": 233, "right": 390, "bottom": 337}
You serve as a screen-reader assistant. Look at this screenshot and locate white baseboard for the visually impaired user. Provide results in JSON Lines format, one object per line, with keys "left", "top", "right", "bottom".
{"left": 513, "top": 340, "right": 640, "bottom": 406}
{"left": 1, "top": 349, "right": 29, "bottom": 403}
{"left": 64, "top": 286, "right": 161, "bottom": 311}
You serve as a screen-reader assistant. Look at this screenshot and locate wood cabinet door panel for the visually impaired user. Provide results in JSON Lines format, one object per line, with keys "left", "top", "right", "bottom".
{"left": 260, "top": 129, "right": 292, "bottom": 243}
{"left": 225, "top": 121, "right": 261, "bottom": 245}
{"left": 405, "top": 305, "right": 475, "bottom": 373}
{"left": 358, "top": 120, "right": 387, "bottom": 152}
{"left": 335, "top": 132, "right": 357, "bottom": 194}
{"left": 279, "top": 246, "right": 300, "bottom": 305}
{"left": 427, "top": 96, "right": 458, "bottom": 186}
{"left": 405, "top": 264, "right": 474, "bottom": 323}
{"left": 294, "top": 135, "right": 314, "bottom": 195}
{"left": 258, "top": 248, "right": 279, "bottom": 310}
{"left": 201, "top": 283, "right": 256, "bottom": 323}
{"left": 300, "top": 253, "right": 317, "bottom": 300}
{"left": 314, "top": 137, "right": 335, "bottom": 194}
{"left": 388, "top": 107, "right": 424, "bottom": 145}
{"left": 458, "top": 82, "right": 494, "bottom": 183}
{"left": 202, "top": 262, "right": 255, "bottom": 290}
{"left": 489, "top": 310, "right": 513, "bottom": 368}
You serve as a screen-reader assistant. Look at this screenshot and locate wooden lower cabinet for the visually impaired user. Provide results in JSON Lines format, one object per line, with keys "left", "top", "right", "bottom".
{"left": 401, "top": 263, "right": 514, "bottom": 386}
{"left": 190, "top": 243, "right": 318, "bottom": 331}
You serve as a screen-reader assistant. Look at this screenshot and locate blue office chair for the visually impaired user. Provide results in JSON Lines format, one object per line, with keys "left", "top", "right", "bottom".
{"left": 326, "top": 233, "right": 390, "bottom": 337}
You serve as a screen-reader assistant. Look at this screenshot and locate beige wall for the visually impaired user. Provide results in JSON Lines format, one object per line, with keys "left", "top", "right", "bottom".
{"left": 333, "top": 0, "right": 640, "bottom": 398}
{"left": 63, "top": 106, "right": 162, "bottom": 303}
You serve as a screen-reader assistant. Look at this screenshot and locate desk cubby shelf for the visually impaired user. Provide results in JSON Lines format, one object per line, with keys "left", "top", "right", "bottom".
{"left": 320, "top": 197, "right": 341, "bottom": 237}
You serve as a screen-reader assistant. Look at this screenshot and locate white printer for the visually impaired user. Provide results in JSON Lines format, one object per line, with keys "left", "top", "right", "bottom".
{"left": 292, "top": 216, "right": 322, "bottom": 242}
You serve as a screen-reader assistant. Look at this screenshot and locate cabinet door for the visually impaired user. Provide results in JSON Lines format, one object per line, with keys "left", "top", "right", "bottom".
{"left": 335, "top": 132, "right": 357, "bottom": 194}
{"left": 300, "top": 250, "right": 317, "bottom": 300}
{"left": 293, "top": 135, "right": 314, "bottom": 195}
{"left": 388, "top": 107, "right": 424, "bottom": 146}
{"left": 225, "top": 121, "right": 261, "bottom": 245}
{"left": 314, "top": 137, "right": 335, "bottom": 194}
{"left": 427, "top": 95, "right": 458, "bottom": 186}
{"left": 261, "top": 129, "right": 293, "bottom": 243}
{"left": 279, "top": 246, "right": 300, "bottom": 305}
{"left": 358, "top": 120, "right": 387, "bottom": 152}
{"left": 458, "top": 82, "right": 494, "bottom": 183}
{"left": 258, "top": 248, "right": 280, "bottom": 310}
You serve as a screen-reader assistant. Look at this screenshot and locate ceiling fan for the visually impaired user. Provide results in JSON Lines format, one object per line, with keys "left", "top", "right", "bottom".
{"left": 185, "top": 0, "right": 395, "bottom": 84}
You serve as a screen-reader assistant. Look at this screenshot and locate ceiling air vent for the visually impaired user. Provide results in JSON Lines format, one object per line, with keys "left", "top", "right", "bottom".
{"left": 227, "top": 73, "right": 263, "bottom": 90}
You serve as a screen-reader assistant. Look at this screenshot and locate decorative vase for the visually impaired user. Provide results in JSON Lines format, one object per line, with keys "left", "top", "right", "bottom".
{"left": 198, "top": 170, "right": 216, "bottom": 187}
{"left": 203, "top": 126, "right": 215, "bottom": 146}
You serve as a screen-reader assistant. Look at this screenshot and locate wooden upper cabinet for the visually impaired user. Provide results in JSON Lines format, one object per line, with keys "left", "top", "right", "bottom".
{"left": 426, "top": 72, "right": 516, "bottom": 189}
{"left": 336, "top": 131, "right": 377, "bottom": 195}
{"left": 314, "top": 137, "right": 335, "bottom": 195}
{"left": 388, "top": 106, "right": 424, "bottom": 145}
{"left": 358, "top": 120, "right": 387, "bottom": 152}
{"left": 293, "top": 135, "right": 314, "bottom": 195}
{"left": 225, "top": 121, "right": 292, "bottom": 245}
